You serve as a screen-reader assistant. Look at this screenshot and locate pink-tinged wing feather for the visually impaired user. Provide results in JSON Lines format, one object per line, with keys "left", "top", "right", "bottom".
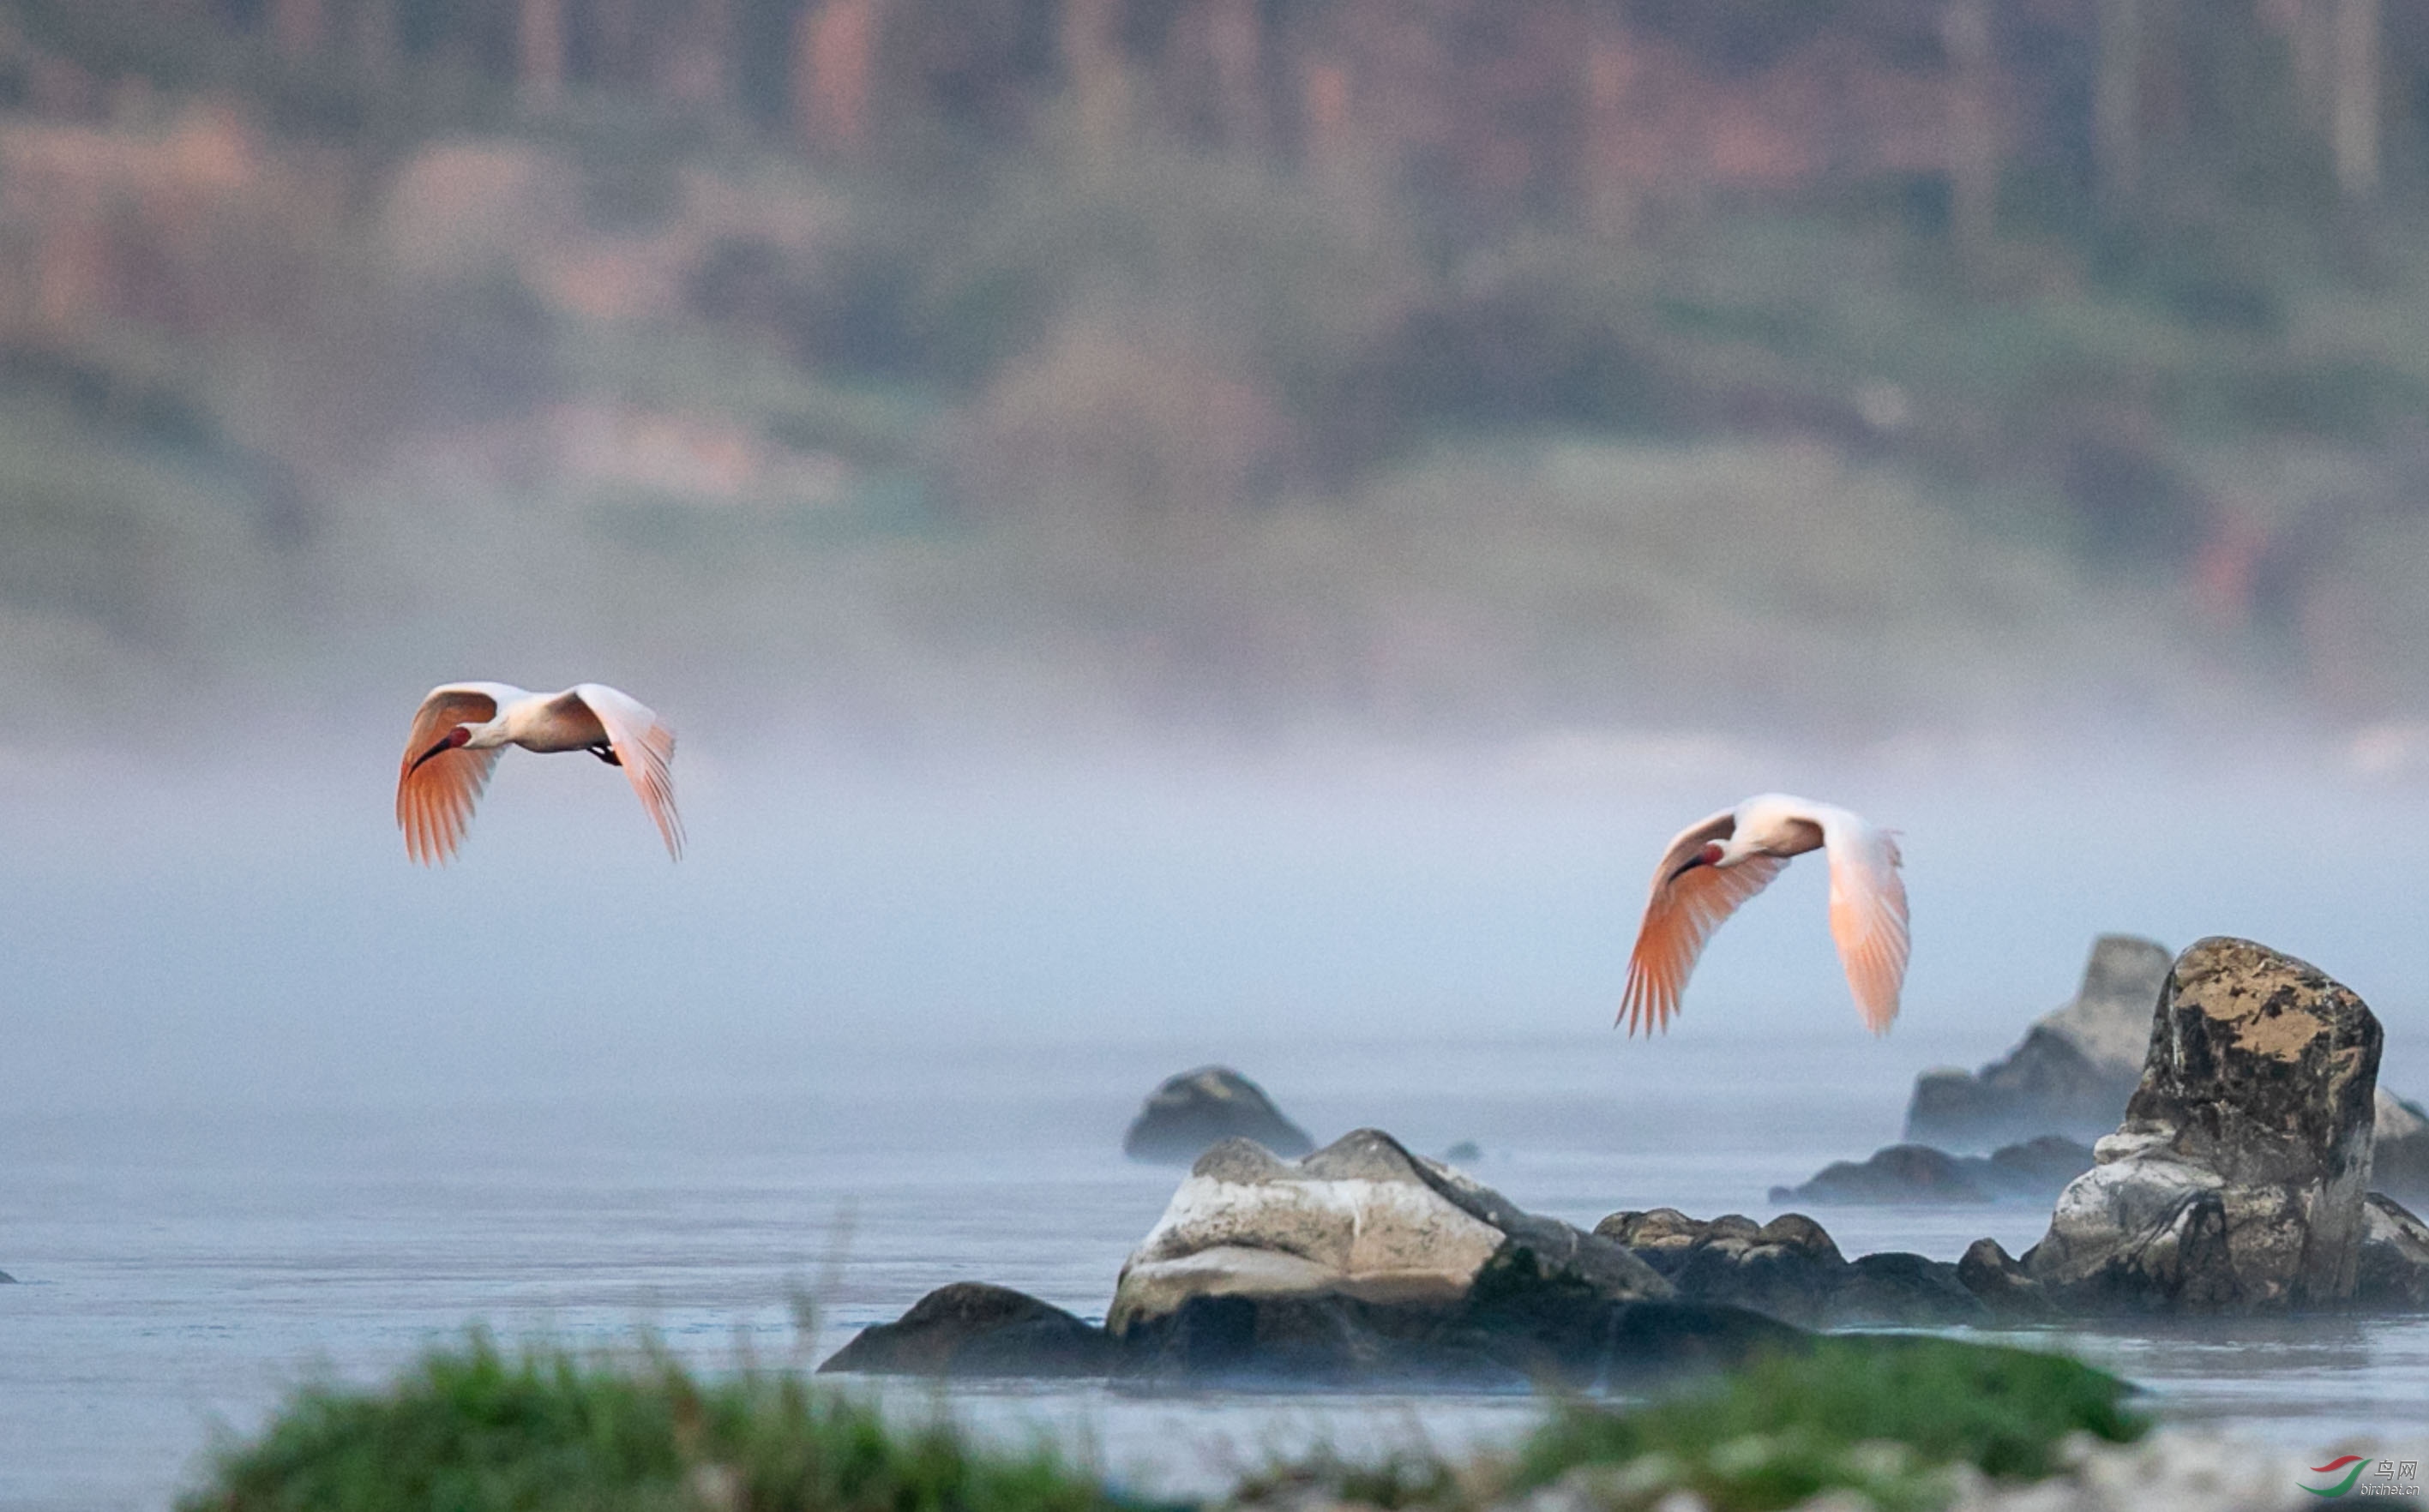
{"left": 1823, "top": 819, "right": 1909, "bottom": 1032}
{"left": 396, "top": 687, "right": 503, "bottom": 867}
{"left": 568, "top": 683, "right": 684, "bottom": 861}
{"left": 1620, "top": 809, "right": 1788, "bottom": 1035}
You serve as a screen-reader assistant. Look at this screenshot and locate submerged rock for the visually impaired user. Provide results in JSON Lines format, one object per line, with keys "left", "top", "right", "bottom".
{"left": 1772, "top": 1143, "right": 1994, "bottom": 1204}
{"left": 2024, "top": 937, "right": 2382, "bottom": 1311}
{"left": 1906, "top": 934, "right": 2171, "bottom": 1150}
{"left": 1110, "top": 1276, "right": 1799, "bottom": 1389}
{"left": 815, "top": 1282, "right": 1113, "bottom": 1377}
{"left": 1595, "top": 1208, "right": 1988, "bottom": 1328}
{"left": 1767, "top": 1137, "right": 2098, "bottom": 1207}
{"left": 2375, "top": 1087, "right": 2429, "bottom": 1205}
{"left": 1122, "top": 1066, "right": 1314, "bottom": 1164}
{"left": 2355, "top": 1191, "right": 2429, "bottom": 1310}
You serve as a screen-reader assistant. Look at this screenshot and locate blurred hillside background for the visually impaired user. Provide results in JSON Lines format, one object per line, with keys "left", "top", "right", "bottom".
{"left": 8, "top": 0, "right": 2429, "bottom": 762}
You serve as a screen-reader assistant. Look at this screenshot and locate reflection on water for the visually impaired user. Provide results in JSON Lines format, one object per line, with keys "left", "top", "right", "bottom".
{"left": 1, "top": 1035, "right": 2420, "bottom": 1510}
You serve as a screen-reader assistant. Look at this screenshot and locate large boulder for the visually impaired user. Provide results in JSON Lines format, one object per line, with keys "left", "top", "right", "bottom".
{"left": 1110, "top": 1129, "right": 1668, "bottom": 1332}
{"left": 2023, "top": 937, "right": 2382, "bottom": 1311}
{"left": 1906, "top": 934, "right": 2171, "bottom": 1149}
{"left": 1594, "top": 1209, "right": 1989, "bottom": 1328}
{"left": 1122, "top": 1066, "right": 1314, "bottom": 1164}
{"left": 1103, "top": 1129, "right": 1733, "bottom": 1385}
{"left": 1767, "top": 1136, "right": 2096, "bottom": 1207}
{"left": 815, "top": 1282, "right": 1114, "bottom": 1377}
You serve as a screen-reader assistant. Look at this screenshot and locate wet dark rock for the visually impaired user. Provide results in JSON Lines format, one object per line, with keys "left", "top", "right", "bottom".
{"left": 1122, "top": 1066, "right": 1314, "bottom": 1164}
{"left": 2355, "top": 1192, "right": 2429, "bottom": 1310}
{"left": 0, "top": 1269, "right": 13, "bottom": 1283}
{"left": 1839, "top": 1251, "right": 1993, "bottom": 1325}
{"left": 1905, "top": 934, "right": 2171, "bottom": 1149}
{"left": 816, "top": 1282, "right": 1115, "bottom": 1377}
{"left": 2024, "top": 937, "right": 2382, "bottom": 1312}
{"left": 1957, "top": 1237, "right": 2054, "bottom": 1320}
{"left": 1769, "top": 1136, "right": 2097, "bottom": 1206}
{"left": 1109, "top": 1280, "right": 1804, "bottom": 1389}
{"left": 1595, "top": 1208, "right": 1986, "bottom": 1328}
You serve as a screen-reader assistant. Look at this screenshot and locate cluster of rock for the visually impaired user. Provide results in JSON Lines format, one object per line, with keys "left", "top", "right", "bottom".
{"left": 828, "top": 934, "right": 2429, "bottom": 1389}
{"left": 830, "top": 1127, "right": 1803, "bottom": 1386}
{"left": 1907, "top": 935, "right": 2174, "bottom": 1150}
{"left": 1593, "top": 1208, "right": 1987, "bottom": 1327}
{"left": 1984, "top": 937, "right": 2429, "bottom": 1314}
{"left": 1903, "top": 933, "right": 2429, "bottom": 1209}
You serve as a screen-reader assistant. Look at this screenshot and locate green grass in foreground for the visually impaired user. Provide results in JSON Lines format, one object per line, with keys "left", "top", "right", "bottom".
{"left": 1242, "top": 1337, "right": 2147, "bottom": 1512}
{"left": 183, "top": 1334, "right": 2143, "bottom": 1512}
{"left": 179, "top": 1332, "right": 1134, "bottom": 1512}
{"left": 1507, "top": 1337, "right": 2147, "bottom": 1512}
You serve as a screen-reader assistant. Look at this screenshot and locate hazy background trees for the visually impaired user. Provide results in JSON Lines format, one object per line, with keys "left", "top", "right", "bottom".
{"left": 6, "top": 0, "right": 2429, "bottom": 761}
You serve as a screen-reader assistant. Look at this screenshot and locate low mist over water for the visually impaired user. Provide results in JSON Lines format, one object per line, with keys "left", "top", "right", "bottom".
{"left": 4, "top": 735, "right": 2423, "bottom": 1116}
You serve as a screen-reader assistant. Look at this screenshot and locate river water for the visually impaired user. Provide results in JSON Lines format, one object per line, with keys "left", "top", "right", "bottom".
{"left": 3, "top": 1031, "right": 2424, "bottom": 1510}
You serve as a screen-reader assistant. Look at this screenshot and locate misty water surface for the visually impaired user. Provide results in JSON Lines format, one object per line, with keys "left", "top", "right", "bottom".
{"left": 3, "top": 735, "right": 2426, "bottom": 1509}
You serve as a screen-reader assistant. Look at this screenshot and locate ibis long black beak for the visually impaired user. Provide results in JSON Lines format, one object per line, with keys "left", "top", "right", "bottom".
{"left": 408, "top": 735, "right": 459, "bottom": 772}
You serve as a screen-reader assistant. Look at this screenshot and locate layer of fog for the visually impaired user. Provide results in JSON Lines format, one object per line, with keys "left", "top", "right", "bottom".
{"left": 3, "top": 724, "right": 2422, "bottom": 1119}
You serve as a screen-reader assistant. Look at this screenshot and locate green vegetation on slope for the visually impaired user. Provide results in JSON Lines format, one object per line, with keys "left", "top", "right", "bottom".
{"left": 21, "top": 6, "right": 2429, "bottom": 742}
{"left": 183, "top": 1334, "right": 2143, "bottom": 1512}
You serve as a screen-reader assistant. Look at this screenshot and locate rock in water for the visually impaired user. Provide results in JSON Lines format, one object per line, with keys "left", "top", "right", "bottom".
{"left": 1956, "top": 1238, "right": 2053, "bottom": 1319}
{"left": 1595, "top": 1208, "right": 1988, "bottom": 1327}
{"left": 2375, "top": 1087, "right": 2429, "bottom": 1205}
{"left": 1769, "top": 1143, "right": 1994, "bottom": 1204}
{"left": 817, "top": 1282, "right": 1114, "bottom": 1377}
{"left": 1108, "top": 1129, "right": 1717, "bottom": 1383}
{"left": 2354, "top": 1192, "right": 2429, "bottom": 1310}
{"left": 1905, "top": 934, "right": 2172, "bottom": 1149}
{"left": 1769, "top": 1136, "right": 2097, "bottom": 1206}
{"left": 2024, "top": 937, "right": 2382, "bottom": 1311}
{"left": 1111, "top": 1130, "right": 1668, "bottom": 1332}
{"left": 1122, "top": 1066, "right": 1314, "bottom": 1164}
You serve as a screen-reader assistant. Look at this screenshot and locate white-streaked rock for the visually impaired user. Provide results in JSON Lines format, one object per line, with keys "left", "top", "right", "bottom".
{"left": 1109, "top": 1129, "right": 1668, "bottom": 1332}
